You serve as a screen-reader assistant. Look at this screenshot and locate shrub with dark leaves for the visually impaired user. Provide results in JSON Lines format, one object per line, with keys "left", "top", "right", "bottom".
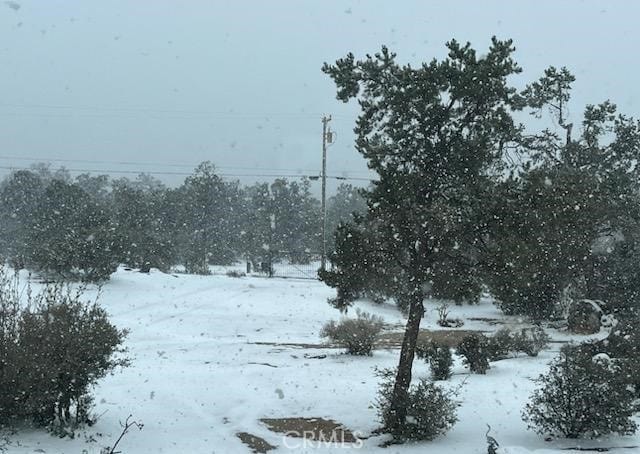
{"left": 522, "top": 343, "right": 637, "bottom": 439}
{"left": 487, "top": 327, "right": 550, "bottom": 360}
{"left": 457, "top": 333, "right": 490, "bottom": 374}
{"left": 513, "top": 326, "right": 549, "bottom": 357}
{"left": 416, "top": 340, "right": 453, "bottom": 380}
{"left": 595, "top": 317, "right": 640, "bottom": 397}
{"left": 486, "top": 328, "right": 515, "bottom": 360}
{"left": 0, "top": 276, "right": 128, "bottom": 433}
{"left": 376, "top": 368, "right": 458, "bottom": 440}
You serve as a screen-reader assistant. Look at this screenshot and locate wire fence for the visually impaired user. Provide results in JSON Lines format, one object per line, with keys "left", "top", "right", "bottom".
{"left": 207, "top": 255, "right": 322, "bottom": 280}
{"left": 266, "top": 259, "right": 321, "bottom": 280}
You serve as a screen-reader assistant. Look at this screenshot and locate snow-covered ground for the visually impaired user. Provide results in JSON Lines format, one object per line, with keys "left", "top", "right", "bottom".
{"left": 5, "top": 268, "right": 639, "bottom": 453}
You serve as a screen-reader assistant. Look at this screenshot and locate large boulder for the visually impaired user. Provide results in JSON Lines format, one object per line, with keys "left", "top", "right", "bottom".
{"left": 567, "top": 299, "right": 603, "bottom": 334}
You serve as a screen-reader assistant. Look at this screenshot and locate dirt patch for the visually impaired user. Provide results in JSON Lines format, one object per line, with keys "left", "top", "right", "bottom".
{"left": 251, "top": 341, "right": 326, "bottom": 349}
{"left": 251, "top": 329, "right": 484, "bottom": 350}
{"left": 260, "top": 417, "right": 358, "bottom": 443}
{"left": 466, "top": 317, "right": 504, "bottom": 324}
{"left": 379, "top": 329, "right": 485, "bottom": 348}
{"left": 236, "top": 432, "right": 276, "bottom": 453}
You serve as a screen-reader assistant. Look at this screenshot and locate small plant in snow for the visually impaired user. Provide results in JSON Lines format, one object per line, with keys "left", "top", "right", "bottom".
{"left": 513, "top": 326, "right": 550, "bottom": 357}
{"left": 320, "top": 309, "right": 384, "bottom": 355}
{"left": 416, "top": 340, "right": 453, "bottom": 380}
{"left": 457, "top": 333, "right": 490, "bottom": 374}
{"left": 101, "top": 415, "right": 143, "bottom": 454}
{"left": 430, "top": 345, "right": 453, "bottom": 380}
{"left": 487, "top": 327, "right": 550, "bottom": 360}
{"left": 436, "top": 303, "right": 450, "bottom": 326}
{"left": 486, "top": 328, "right": 515, "bottom": 360}
{"left": 435, "top": 302, "right": 464, "bottom": 328}
{"left": 375, "top": 368, "right": 458, "bottom": 441}
{"left": 522, "top": 343, "right": 637, "bottom": 439}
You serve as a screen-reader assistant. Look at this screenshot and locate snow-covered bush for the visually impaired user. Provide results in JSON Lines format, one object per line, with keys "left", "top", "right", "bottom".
{"left": 320, "top": 310, "right": 384, "bottom": 355}
{"left": 457, "top": 333, "right": 490, "bottom": 374}
{"left": 416, "top": 340, "right": 453, "bottom": 380}
{"left": 376, "top": 368, "right": 458, "bottom": 440}
{"left": 604, "top": 317, "right": 640, "bottom": 357}
{"left": 487, "top": 327, "right": 550, "bottom": 360}
{"left": 513, "top": 326, "right": 550, "bottom": 357}
{"left": 600, "top": 317, "right": 640, "bottom": 397}
{"left": 430, "top": 345, "right": 453, "bottom": 380}
{"left": 0, "top": 276, "right": 128, "bottom": 433}
{"left": 486, "top": 328, "right": 515, "bottom": 360}
{"left": 523, "top": 344, "right": 637, "bottom": 439}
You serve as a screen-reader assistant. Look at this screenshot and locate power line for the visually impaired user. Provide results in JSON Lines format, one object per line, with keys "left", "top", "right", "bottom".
{"left": 0, "top": 102, "right": 321, "bottom": 116}
{"left": 0, "top": 165, "right": 375, "bottom": 182}
{"left": 0, "top": 155, "right": 373, "bottom": 177}
{"left": 0, "top": 103, "right": 355, "bottom": 121}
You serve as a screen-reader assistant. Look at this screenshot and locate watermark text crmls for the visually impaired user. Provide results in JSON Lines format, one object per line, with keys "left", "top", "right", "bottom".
{"left": 281, "top": 430, "right": 365, "bottom": 449}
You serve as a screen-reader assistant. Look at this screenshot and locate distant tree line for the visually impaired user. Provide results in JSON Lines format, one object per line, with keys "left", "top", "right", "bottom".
{"left": 0, "top": 161, "right": 366, "bottom": 281}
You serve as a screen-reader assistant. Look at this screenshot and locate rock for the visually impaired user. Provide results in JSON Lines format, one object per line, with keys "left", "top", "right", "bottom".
{"left": 567, "top": 299, "right": 603, "bottom": 334}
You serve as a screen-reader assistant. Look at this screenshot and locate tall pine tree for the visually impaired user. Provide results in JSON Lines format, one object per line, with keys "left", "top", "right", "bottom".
{"left": 322, "top": 38, "right": 523, "bottom": 435}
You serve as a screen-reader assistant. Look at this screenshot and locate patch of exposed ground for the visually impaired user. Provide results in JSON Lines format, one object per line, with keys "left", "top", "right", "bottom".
{"left": 236, "top": 432, "right": 276, "bottom": 453}
{"left": 466, "top": 317, "right": 504, "bottom": 324}
{"left": 251, "top": 328, "right": 485, "bottom": 350}
{"left": 378, "top": 328, "right": 486, "bottom": 348}
{"left": 251, "top": 341, "right": 325, "bottom": 349}
{"left": 260, "top": 417, "right": 359, "bottom": 443}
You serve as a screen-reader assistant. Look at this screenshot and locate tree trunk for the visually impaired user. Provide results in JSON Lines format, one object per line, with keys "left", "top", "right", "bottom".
{"left": 388, "top": 290, "right": 424, "bottom": 436}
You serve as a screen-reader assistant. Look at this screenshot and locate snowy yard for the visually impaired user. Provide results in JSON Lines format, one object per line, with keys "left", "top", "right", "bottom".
{"left": 6, "top": 269, "right": 639, "bottom": 453}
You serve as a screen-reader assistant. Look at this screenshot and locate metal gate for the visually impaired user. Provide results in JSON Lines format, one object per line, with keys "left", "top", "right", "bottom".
{"left": 248, "top": 252, "right": 321, "bottom": 280}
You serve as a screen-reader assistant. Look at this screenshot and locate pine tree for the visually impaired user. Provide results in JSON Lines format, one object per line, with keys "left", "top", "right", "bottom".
{"left": 0, "top": 170, "right": 47, "bottom": 268}
{"left": 483, "top": 69, "right": 640, "bottom": 318}
{"left": 322, "top": 38, "right": 523, "bottom": 436}
{"left": 112, "top": 176, "right": 176, "bottom": 272}
{"left": 325, "top": 183, "right": 367, "bottom": 255}
{"left": 23, "top": 180, "right": 120, "bottom": 281}
{"left": 178, "top": 162, "right": 242, "bottom": 273}
{"left": 269, "top": 178, "right": 320, "bottom": 263}
{"left": 241, "top": 178, "right": 321, "bottom": 268}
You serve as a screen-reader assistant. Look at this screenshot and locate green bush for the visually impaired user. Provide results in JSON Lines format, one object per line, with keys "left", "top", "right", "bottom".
{"left": 522, "top": 344, "right": 637, "bottom": 439}
{"left": 513, "top": 326, "right": 550, "bottom": 357}
{"left": 595, "top": 317, "right": 640, "bottom": 397}
{"left": 603, "top": 317, "right": 640, "bottom": 358}
{"left": 487, "top": 327, "right": 550, "bottom": 360}
{"left": 0, "top": 275, "right": 128, "bottom": 433}
{"left": 457, "top": 333, "right": 490, "bottom": 374}
{"left": 486, "top": 328, "right": 514, "bottom": 360}
{"left": 376, "top": 368, "right": 458, "bottom": 440}
{"left": 320, "top": 310, "right": 384, "bottom": 355}
{"left": 416, "top": 340, "right": 453, "bottom": 380}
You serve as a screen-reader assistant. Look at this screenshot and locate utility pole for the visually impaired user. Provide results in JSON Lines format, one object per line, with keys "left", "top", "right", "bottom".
{"left": 320, "top": 115, "right": 332, "bottom": 272}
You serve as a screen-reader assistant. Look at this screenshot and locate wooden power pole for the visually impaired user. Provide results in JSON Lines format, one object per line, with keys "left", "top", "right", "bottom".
{"left": 320, "top": 115, "right": 332, "bottom": 272}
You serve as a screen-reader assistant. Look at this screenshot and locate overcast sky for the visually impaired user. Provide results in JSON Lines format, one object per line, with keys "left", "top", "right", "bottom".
{"left": 0, "top": 0, "right": 638, "bottom": 194}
